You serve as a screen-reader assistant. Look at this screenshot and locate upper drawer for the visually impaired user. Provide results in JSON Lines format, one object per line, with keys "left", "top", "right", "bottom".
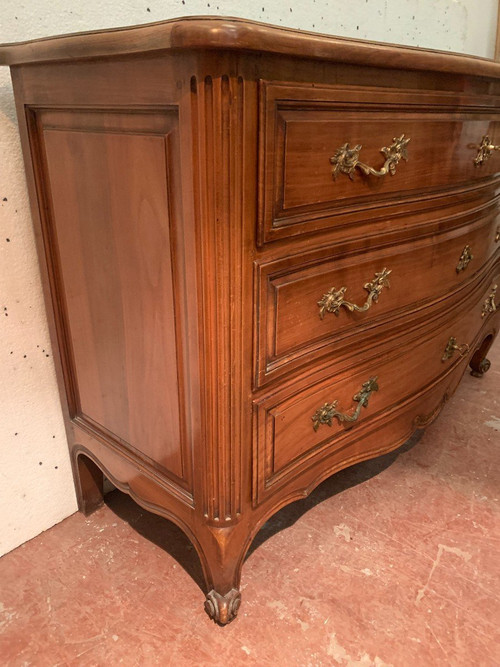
{"left": 258, "top": 82, "right": 500, "bottom": 244}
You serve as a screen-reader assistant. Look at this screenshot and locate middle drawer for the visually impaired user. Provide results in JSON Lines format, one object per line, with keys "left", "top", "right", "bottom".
{"left": 256, "top": 211, "right": 499, "bottom": 386}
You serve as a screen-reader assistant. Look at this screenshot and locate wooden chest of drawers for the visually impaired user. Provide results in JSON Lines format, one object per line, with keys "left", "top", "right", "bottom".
{"left": 1, "top": 17, "right": 499, "bottom": 624}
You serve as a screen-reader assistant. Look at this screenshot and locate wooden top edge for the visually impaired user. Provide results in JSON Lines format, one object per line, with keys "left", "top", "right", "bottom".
{"left": 1, "top": 15, "right": 500, "bottom": 78}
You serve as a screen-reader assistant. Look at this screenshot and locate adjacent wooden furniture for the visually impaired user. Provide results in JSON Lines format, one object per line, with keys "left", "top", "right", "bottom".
{"left": 494, "top": 0, "right": 500, "bottom": 61}
{"left": 1, "top": 17, "right": 499, "bottom": 624}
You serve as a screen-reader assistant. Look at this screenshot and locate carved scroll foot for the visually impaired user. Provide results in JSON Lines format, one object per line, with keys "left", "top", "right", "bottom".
{"left": 469, "top": 333, "right": 494, "bottom": 378}
{"left": 470, "top": 357, "right": 491, "bottom": 378}
{"left": 204, "top": 588, "right": 241, "bottom": 625}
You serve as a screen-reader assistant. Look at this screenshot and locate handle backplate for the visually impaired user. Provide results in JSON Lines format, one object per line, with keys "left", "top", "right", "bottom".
{"left": 474, "top": 135, "right": 500, "bottom": 166}
{"left": 312, "top": 377, "right": 379, "bottom": 431}
{"left": 442, "top": 336, "right": 469, "bottom": 362}
{"left": 318, "top": 268, "right": 391, "bottom": 319}
{"left": 330, "top": 135, "right": 410, "bottom": 181}
{"left": 482, "top": 285, "right": 498, "bottom": 318}
{"left": 456, "top": 245, "right": 473, "bottom": 273}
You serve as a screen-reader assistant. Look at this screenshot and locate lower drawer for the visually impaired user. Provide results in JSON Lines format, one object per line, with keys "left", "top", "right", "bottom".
{"left": 253, "top": 271, "right": 499, "bottom": 505}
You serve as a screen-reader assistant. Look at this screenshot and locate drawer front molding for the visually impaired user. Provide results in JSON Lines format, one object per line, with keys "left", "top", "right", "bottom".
{"left": 255, "top": 212, "right": 499, "bottom": 386}
{"left": 258, "top": 81, "right": 500, "bottom": 244}
{"left": 253, "top": 271, "right": 499, "bottom": 505}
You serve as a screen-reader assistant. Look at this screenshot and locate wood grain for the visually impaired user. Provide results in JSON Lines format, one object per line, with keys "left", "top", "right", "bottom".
{"left": 1, "top": 16, "right": 500, "bottom": 78}
{"left": 3, "top": 18, "right": 500, "bottom": 624}
{"left": 255, "top": 270, "right": 498, "bottom": 501}
{"left": 256, "top": 211, "right": 499, "bottom": 385}
{"left": 259, "top": 81, "right": 500, "bottom": 243}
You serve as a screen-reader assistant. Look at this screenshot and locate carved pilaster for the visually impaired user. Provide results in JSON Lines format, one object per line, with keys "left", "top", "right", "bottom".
{"left": 191, "top": 74, "right": 246, "bottom": 524}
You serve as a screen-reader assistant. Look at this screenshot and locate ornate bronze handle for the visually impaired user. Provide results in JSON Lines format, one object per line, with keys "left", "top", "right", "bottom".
{"left": 456, "top": 245, "right": 473, "bottom": 273}
{"left": 312, "top": 377, "right": 379, "bottom": 431}
{"left": 495, "top": 226, "right": 500, "bottom": 243}
{"left": 482, "top": 284, "right": 498, "bottom": 317}
{"left": 474, "top": 135, "right": 500, "bottom": 166}
{"left": 318, "top": 268, "right": 391, "bottom": 319}
{"left": 330, "top": 134, "right": 410, "bottom": 181}
{"left": 442, "top": 336, "right": 470, "bottom": 362}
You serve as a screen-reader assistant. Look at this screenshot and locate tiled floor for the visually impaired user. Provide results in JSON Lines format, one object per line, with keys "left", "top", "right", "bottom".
{"left": 1, "top": 343, "right": 499, "bottom": 666}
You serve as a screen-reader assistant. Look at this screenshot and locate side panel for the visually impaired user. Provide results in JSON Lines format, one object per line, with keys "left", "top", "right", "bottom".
{"left": 29, "top": 107, "right": 193, "bottom": 497}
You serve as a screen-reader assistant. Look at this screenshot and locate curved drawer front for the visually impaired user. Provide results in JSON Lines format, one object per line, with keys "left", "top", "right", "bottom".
{"left": 257, "top": 213, "right": 499, "bottom": 385}
{"left": 259, "top": 81, "right": 500, "bottom": 243}
{"left": 253, "top": 269, "right": 500, "bottom": 504}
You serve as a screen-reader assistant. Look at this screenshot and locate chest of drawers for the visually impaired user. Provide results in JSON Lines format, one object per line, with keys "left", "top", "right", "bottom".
{"left": 1, "top": 17, "right": 499, "bottom": 624}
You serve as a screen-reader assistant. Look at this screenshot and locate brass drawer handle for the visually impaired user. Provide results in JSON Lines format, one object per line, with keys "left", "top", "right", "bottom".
{"left": 482, "top": 284, "right": 498, "bottom": 317}
{"left": 312, "top": 377, "right": 379, "bottom": 431}
{"left": 442, "top": 336, "right": 470, "bottom": 362}
{"left": 496, "top": 227, "right": 500, "bottom": 243}
{"left": 330, "top": 134, "right": 410, "bottom": 181}
{"left": 474, "top": 135, "right": 500, "bottom": 166}
{"left": 456, "top": 245, "right": 473, "bottom": 273}
{"left": 318, "top": 268, "right": 391, "bottom": 319}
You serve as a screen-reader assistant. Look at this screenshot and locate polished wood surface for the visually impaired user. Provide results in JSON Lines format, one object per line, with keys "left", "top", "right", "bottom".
{"left": 258, "top": 81, "right": 500, "bottom": 242}
{"left": 255, "top": 270, "right": 498, "bottom": 503}
{"left": 2, "top": 17, "right": 499, "bottom": 625}
{"left": 42, "top": 112, "right": 187, "bottom": 486}
{"left": 2, "top": 15, "right": 500, "bottom": 77}
{"left": 257, "top": 212, "right": 499, "bottom": 384}
{"left": 260, "top": 82, "right": 500, "bottom": 233}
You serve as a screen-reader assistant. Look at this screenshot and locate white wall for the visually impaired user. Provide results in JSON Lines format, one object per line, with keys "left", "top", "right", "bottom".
{"left": 0, "top": 0, "right": 498, "bottom": 557}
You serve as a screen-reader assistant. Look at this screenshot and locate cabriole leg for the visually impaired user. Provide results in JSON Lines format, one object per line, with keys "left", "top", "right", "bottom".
{"left": 72, "top": 451, "right": 104, "bottom": 516}
{"left": 197, "top": 526, "right": 248, "bottom": 625}
{"left": 470, "top": 334, "right": 494, "bottom": 378}
{"left": 470, "top": 358, "right": 491, "bottom": 378}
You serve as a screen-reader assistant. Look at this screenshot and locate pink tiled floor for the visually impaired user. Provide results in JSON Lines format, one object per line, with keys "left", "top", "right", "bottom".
{"left": 1, "top": 343, "right": 499, "bottom": 666}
